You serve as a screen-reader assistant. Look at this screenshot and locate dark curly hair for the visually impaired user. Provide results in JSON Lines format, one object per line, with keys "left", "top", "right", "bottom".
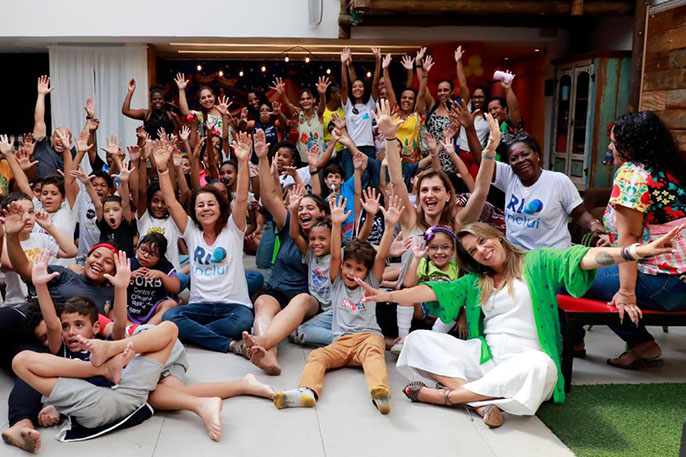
{"left": 613, "top": 111, "right": 685, "bottom": 182}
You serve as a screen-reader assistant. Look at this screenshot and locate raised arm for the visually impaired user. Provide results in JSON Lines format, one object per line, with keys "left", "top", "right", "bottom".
{"left": 382, "top": 54, "right": 398, "bottom": 110}
{"left": 174, "top": 73, "right": 190, "bottom": 116}
{"left": 116, "top": 165, "right": 135, "bottom": 224}
{"left": 31, "top": 250, "right": 63, "bottom": 353}
{"left": 455, "top": 47, "right": 470, "bottom": 107}
{"left": 230, "top": 131, "right": 252, "bottom": 231}
{"left": 403, "top": 240, "right": 427, "bottom": 288}
{"left": 270, "top": 77, "right": 299, "bottom": 116}
{"left": 316, "top": 76, "right": 330, "bottom": 120}
{"left": 306, "top": 145, "right": 322, "bottom": 197}
{"left": 33, "top": 75, "right": 53, "bottom": 140}
{"left": 371, "top": 47, "right": 382, "bottom": 102}
{"left": 255, "top": 129, "right": 287, "bottom": 229}
{"left": 65, "top": 131, "right": 92, "bottom": 208}
{"left": 340, "top": 48, "right": 351, "bottom": 105}
{"left": 34, "top": 211, "right": 77, "bottom": 259}
{"left": 441, "top": 136, "right": 475, "bottom": 192}
{"left": 4, "top": 203, "right": 35, "bottom": 281}
{"left": 153, "top": 139, "right": 188, "bottom": 233}
{"left": 501, "top": 71, "right": 521, "bottom": 127}
{"left": 71, "top": 167, "right": 103, "bottom": 222}
{"left": 401, "top": 55, "right": 414, "bottom": 89}
{"left": 122, "top": 79, "right": 148, "bottom": 120}
{"left": 358, "top": 187, "right": 380, "bottom": 241}
{"left": 373, "top": 195, "right": 404, "bottom": 279}
{"left": 329, "top": 197, "right": 350, "bottom": 281}
{"left": 288, "top": 184, "right": 308, "bottom": 254}
{"left": 454, "top": 113, "right": 499, "bottom": 228}
{"left": 0, "top": 135, "right": 33, "bottom": 196}
{"left": 103, "top": 251, "right": 132, "bottom": 341}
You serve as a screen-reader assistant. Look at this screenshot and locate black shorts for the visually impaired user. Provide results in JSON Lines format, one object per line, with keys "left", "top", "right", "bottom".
{"left": 255, "top": 287, "right": 307, "bottom": 309}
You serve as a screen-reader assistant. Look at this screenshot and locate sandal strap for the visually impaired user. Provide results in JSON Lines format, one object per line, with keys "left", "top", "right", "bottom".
{"left": 443, "top": 389, "right": 458, "bottom": 407}
{"left": 228, "top": 340, "right": 248, "bottom": 357}
{"left": 403, "top": 381, "right": 426, "bottom": 402}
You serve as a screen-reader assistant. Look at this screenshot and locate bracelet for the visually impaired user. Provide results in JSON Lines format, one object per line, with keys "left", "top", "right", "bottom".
{"left": 388, "top": 291, "right": 394, "bottom": 303}
{"left": 628, "top": 243, "right": 641, "bottom": 260}
{"left": 588, "top": 219, "right": 601, "bottom": 230}
{"left": 86, "top": 115, "right": 94, "bottom": 120}
{"left": 158, "top": 168, "right": 169, "bottom": 175}
{"left": 385, "top": 137, "right": 397, "bottom": 141}
{"left": 617, "top": 290, "right": 636, "bottom": 297}
{"left": 309, "top": 168, "right": 319, "bottom": 175}
{"left": 482, "top": 153, "right": 496, "bottom": 160}
{"left": 620, "top": 246, "right": 633, "bottom": 261}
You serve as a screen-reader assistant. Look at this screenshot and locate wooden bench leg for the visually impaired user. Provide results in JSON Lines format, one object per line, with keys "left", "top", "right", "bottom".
{"left": 562, "top": 315, "right": 578, "bottom": 393}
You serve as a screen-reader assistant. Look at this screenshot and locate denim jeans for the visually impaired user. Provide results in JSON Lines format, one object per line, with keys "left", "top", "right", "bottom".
{"left": 583, "top": 265, "right": 686, "bottom": 348}
{"left": 163, "top": 302, "right": 254, "bottom": 352}
{"left": 256, "top": 220, "right": 275, "bottom": 269}
{"left": 339, "top": 146, "right": 381, "bottom": 190}
{"left": 294, "top": 310, "right": 333, "bottom": 347}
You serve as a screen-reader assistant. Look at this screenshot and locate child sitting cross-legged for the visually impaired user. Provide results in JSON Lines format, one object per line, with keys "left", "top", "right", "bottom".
{"left": 273, "top": 194, "right": 404, "bottom": 414}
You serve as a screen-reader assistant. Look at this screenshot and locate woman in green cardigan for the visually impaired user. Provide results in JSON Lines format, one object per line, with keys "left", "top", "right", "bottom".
{"left": 356, "top": 222, "right": 680, "bottom": 428}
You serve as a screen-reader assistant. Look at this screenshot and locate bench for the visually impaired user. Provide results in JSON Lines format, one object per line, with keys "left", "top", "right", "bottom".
{"left": 557, "top": 294, "right": 686, "bottom": 392}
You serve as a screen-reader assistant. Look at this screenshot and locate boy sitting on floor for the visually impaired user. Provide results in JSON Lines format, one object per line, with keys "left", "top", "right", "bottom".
{"left": 273, "top": 194, "right": 403, "bottom": 414}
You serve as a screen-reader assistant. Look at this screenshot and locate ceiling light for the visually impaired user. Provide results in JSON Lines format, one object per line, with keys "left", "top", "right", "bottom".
{"left": 285, "top": 56, "right": 289, "bottom": 62}
{"left": 239, "top": 70, "right": 244, "bottom": 77}
{"left": 196, "top": 64, "right": 202, "bottom": 71}
{"left": 218, "top": 70, "right": 224, "bottom": 77}
{"left": 305, "top": 56, "right": 310, "bottom": 63}
{"left": 261, "top": 65, "right": 266, "bottom": 72}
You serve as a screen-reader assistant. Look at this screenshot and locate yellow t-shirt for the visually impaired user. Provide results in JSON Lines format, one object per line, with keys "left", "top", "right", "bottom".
{"left": 323, "top": 107, "right": 345, "bottom": 152}
{"left": 394, "top": 111, "right": 421, "bottom": 163}
{"left": 0, "top": 160, "right": 14, "bottom": 198}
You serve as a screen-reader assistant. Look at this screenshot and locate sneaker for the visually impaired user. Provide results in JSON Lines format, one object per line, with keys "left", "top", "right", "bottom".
{"left": 390, "top": 337, "right": 404, "bottom": 356}
{"left": 371, "top": 386, "right": 391, "bottom": 414}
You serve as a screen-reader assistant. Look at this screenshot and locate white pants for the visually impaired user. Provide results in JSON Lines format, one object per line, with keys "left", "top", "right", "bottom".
{"left": 396, "top": 330, "right": 557, "bottom": 415}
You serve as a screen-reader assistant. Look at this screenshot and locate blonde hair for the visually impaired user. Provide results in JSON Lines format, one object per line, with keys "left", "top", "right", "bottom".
{"left": 456, "top": 222, "right": 526, "bottom": 305}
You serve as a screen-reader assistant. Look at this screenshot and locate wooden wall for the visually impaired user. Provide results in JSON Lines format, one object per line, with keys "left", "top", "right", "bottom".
{"left": 640, "top": 1, "right": 686, "bottom": 152}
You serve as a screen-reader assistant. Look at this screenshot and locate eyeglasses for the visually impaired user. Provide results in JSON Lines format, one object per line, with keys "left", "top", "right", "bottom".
{"left": 138, "top": 245, "right": 159, "bottom": 258}
{"left": 427, "top": 244, "right": 453, "bottom": 253}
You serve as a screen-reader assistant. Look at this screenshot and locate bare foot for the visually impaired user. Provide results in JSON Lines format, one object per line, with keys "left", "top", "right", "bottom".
{"left": 247, "top": 346, "right": 281, "bottom": 376}
{"left": 196, "top": 397, "right": 222, "bottom": 442}
{"left": 242, "top": 331, "right": 262, "bottom": 350}
{"left": 76, "top": 335, "right": 117, "bottom": 367}
{"left": 37, "top": 405, "right": 61, "bottom": 427}
{"left": 2, "top": 421, "right": 41, "bottom": 452}
{"left": 242, "top": 373, "right": 276, "bottom": 399}
{"left": 103, "top": 342, "right": 135, "bottom": 384}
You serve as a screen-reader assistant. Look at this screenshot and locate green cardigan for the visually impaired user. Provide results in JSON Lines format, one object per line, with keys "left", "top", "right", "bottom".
{"left": 426, "top": 245, "right": 595, "bottom": 405}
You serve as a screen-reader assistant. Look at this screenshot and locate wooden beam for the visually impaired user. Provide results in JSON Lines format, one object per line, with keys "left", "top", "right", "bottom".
{"left": 356, "top": 13, "right": 593, "bottom": 28}
{"left": 354, "top": 1, "right": 633, "bottom": 16}
{"left": 571, "top": 0, "right": 584, "bottom": 15}
{"left": 339, "top": 0, "right": 351, "bottom": 39}
{"left": 629, "top": 0, "right": 649, "bottom": 111}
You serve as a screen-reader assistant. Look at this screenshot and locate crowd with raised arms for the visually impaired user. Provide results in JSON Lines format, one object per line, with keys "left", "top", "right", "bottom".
{"left": 0, "top": 45, "right": 685, "bottom": 452}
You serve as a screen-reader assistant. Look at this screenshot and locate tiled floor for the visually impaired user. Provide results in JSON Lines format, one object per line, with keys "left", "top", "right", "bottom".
{"left": 1, "top": 259, "right": 684, "bottom": 456}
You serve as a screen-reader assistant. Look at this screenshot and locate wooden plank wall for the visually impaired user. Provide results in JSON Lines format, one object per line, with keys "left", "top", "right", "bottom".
{"left": 640, "top": 2, "right": 686, "bottom": 152}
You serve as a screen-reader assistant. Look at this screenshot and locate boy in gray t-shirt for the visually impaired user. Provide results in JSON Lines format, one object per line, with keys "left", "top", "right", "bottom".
{"left": 273, "top": 195, "right": 403, "bottom": 415}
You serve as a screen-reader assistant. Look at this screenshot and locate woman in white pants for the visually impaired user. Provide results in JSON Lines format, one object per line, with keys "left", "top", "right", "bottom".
{"left": 356, "top": 222, "right": 680, "bottom": 428}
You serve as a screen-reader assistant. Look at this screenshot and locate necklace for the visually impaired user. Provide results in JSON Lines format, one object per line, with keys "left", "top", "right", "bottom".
{"left": 151, "top": 110, "right": 166, "bottom": 121}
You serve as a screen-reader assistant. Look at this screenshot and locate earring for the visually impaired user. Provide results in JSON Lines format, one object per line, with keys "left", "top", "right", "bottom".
{"left": 498, "top": 237, "right": 504, "bottom": 243}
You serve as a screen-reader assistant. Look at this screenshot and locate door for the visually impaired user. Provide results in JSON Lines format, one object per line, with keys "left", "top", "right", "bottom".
{"left": 569, "top": 65, "right": 593, "bottom": 189}
{"left": 551, "top": 70, "right": 573, "bottom": 175}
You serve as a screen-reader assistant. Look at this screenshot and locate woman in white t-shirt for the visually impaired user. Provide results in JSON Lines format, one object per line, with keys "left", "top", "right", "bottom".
{"left": 339, "top": 47, "right": 381, "bottom": 178}
{"left": 156, "top": 132, "right": 254, "bottom": 353}
{"left": 136, "top": 181, "right": 182, "bottom": 271}
{"left": 486, "top": 135, "right": 605, "bottom": 251}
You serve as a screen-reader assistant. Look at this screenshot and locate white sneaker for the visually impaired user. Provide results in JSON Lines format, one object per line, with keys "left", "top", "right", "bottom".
{"left": 390, "top": 338, "right": 404, "bottom": 356}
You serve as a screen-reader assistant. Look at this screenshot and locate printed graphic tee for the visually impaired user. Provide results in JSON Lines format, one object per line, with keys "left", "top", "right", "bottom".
{"left": 330, "top": 270, "right": 382, "bottom": 340}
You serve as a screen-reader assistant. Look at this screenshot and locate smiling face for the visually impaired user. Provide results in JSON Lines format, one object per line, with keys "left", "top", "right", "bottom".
{"left": 399, "top": 89, "right": 416, "bottom": 113}
{"left": 50, "top": 127, "right": 71, "bottom": 153}
{"left": 149, "top": 190, "right": 168, "bottom": 219}
{"left": 275, "top": 146, "right": 295, "bottom": 172}
{"left": 84, "top": 247, "right": 116, "bottom": 282}
{"left": 341, "top": 258, "right": 369, "bottom": 288}
{"left": 352, "top": 80, "right": 365, "bottom": 101}
{"left": 471, "top": 88, "right": 486, "bottom": 110}
{"left": 488, "top": 99, "right": 507, "bottom": 123}
{"left": 180, "top": 157, "right": 191, "bottom": 175}
{"left": 298, "top": 196, "right": 324, "bottom": 233}
{"left": 508, "top": 142, "right": 541, "bottom": 185}
{"left": 299, "top": 91, "right": 314, "bottom": 111}
{"left": 259, "top": 103, "right": 272, "bottom": 123}
{"left": 194, "top": 191, "right": 221, "bottom": 229}
{"left": 40, "top": 183, "right": 64, "bottom": 213}
{"left": 418, "top": 175, "right": 451, "bottom": 219}
{"left": 437, "top": 81, "right": 453, "bottom": 104}
{"left": 308, "top": 225, "right": 331, "bottom": 257}
{"left": 199, "top": 88, "right": 215, "bottom": 110}
{"left": 460, "top": 233, "right": 507, "bottom": 272}
{"left": 150, "top": 91, "right": 165, "bottom": 110}
{"left": 247, "top": 92, "right": 260, "bottom": 112}
{"left": 220, "top": 163, "right": 237, "bottom": 190}
{"left": 103, "top": 200, "right": 123, "bottom": 229}
{"left": 426, "top": 231, "right": 455, "bottom": 269}
{"left": 60, "top": 312, "right": 98, "bottom": 352}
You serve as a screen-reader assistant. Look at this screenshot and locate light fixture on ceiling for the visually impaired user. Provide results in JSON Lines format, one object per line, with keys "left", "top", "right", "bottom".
{"left": 534, "top": 48, "right": 540, "bottom": 52}
{"left": 239, "top": 70, "right": 244, "bottom": 77}
{"left": 261, "top": 65, "right": 266, "bottom": 72}
{"left": 284, "top": 56, "right": 289, "bottom": 62}
{"left": 218, "top": 70, "right": 224, "bottom": 77}
{"left": 305, "top": 56, "right": 310, "bottom": 63}
{"left": 196, "top": 64, "right": 202, "bottom": 71}
{"left": 366, "top": 71, "right": 372, "bottom": 77}
{"left": 326, "top": 68, "right": 331, "bottom": 74}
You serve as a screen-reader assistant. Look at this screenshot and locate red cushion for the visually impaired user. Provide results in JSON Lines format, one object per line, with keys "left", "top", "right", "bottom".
{"left": 556, "top": 294, "right": 686, "bottom": 315}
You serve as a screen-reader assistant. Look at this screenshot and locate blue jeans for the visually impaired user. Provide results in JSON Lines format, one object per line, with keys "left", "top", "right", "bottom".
{"left": 294, "top": 310, "right": 333, "bottom": 347}
{"left": 584, "top": 265, "right": 686, "bottom": 348}
{"left": 163, "top": 302, "right": 254, "bottom": 352}
{"left": 245, "top": 270, "right": 265, "bottom": 296}
{"left": 256, "top": 221, "right": 275, "bottom": 269}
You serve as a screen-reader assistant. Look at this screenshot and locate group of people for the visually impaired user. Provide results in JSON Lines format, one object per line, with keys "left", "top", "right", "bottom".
{"left": 0, "top": 45, "right": 684, "bottom": 452}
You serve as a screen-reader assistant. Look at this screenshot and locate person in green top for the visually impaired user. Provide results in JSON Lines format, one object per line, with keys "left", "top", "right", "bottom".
{"left": 356, "top": 221, "right": 681, "bottom": 428}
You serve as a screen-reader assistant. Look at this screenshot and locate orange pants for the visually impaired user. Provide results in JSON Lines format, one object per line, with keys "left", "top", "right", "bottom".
{"left": 299, "top": 332, "right": 388, "bottom": 398}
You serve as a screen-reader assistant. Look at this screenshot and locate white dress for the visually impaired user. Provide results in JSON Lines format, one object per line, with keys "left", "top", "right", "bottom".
{"left": 396, "top": 279, "right": 558, "bottom": 416}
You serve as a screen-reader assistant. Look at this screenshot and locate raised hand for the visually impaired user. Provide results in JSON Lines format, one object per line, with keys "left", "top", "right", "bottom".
{"left": 331, "top": 112, "right": 346, "bottom": 130}
{"left": 2, "top": 201, "right": 29, "bottom": 235}
{"left": 34, "top": 210, "right": 52, "bottom": 230}
{"left": 382, "top": 53, "right": 392, "bottom": 69}
{"left": 341, "top": 47, "right": 352, "bottom": 64}
{"left": 116, "top": 165, "right": 136, "bottom": 183}
{"left": 76, "top": 131, "right": 92, "bottom": 153}
{"left": 87, "top": 118, "right": 100, "bottom": 132}
{"left": 191, "top": 137, "right": 205, "bottom": 159}
{"left": 282, "top": 166, "right": 298, "bottom": 177}
{"left": 272, "top": 101, "right": 282, "bottom": 115}
{"left": 103, "top": 134, "right": 121, "bottom": 158}
{"left": 330, "top": 197, "right": 351, "bottom": 225}
{"left": 352, "top": 149, "right": 367, "bottom": 171}
{"left": 254, "top": 129, "right": 269, "bottom": 159}
{"left": 500, "top": 70, "right": 515, "bottom": 90}
{"left": 425, "top": 132, "right": 437, "bottom": 152}
{"left": 389, "top": 233, "right": 412, "bottom": 257}
{"left": 0, "top": 134, "right": 13, "bottom": 156}
{"left": 361, "top": 187, "right": 381, "bottom": 215}
{"left": 216, "top": 95, "right": 233, "bottom": 116}
{"left": 69, "top": 166, "right": 93, "bottom": 184}
{"left": 422, "top": 55, "right": 435, "bottom": 73}
{"left": 136, "top": 125, "right": 146, "bottom": 139}
{"left": 401, "top": 55, "right": 414, "bottom": 70}
{"left": 232, "top": 131, "right": 252, "bottom": 162}
{"left": 307, "top": 144, "right": 321, "bottom": 168}
{"left": 270, "top": 77, "right": 285, "bottom": 95}
{"left": 205, "top": 116, "right": 219, "bottom": 134}
{"left": 411, "top": 239, "right": 428, "bottom": 258}
{"left": 371, "top": 46, "right": 382, "bottom": 60}
{"left": 454, "top": 45, "right": 464, "bottom": 63}
{"left": 152, "top": 140, "right": 172, "bottom": 168}
{"left": 451, "top": 99, "right": 479, "bottom": 129}
{"left": 21, "top": 133, "right": 36, "bottom": 155}
{"left": 288, "top": 184, "right": 305, "bottom": 212}
{"left": 55, "top": 130, "right": 71, "bottom": 151}
{"left": 37, "top": 75, "right": 54, "bottom": 96}
{"left": 415, "top": 47, "right": 427, "bottom": 65}
{"left": 128, "top": 78, "right": 136, "bottom": 92}
{"left": 31, "top": 250, "right": 59, "bottom": 286}
{"left": 172, "top": 148, "right": 182, "bottom": 167}
{"left": 84, "top": 97, "right": 95, "bottom": 118}
{"left": 178, "top": 125, "right": 191, "bottom": 142}
{"left": 380, "top": 194, "right": 404, "bottom": 226}
{"left": 316, "top": 76, "right": 331, "bottom": 95}
{"left": 484, "top": 113, "right": 501, "bottom": 152}
{"left": 372, "top": 98, "right": 403, "bottom": 138}
{"left": 440, "top": 137, "right": 455, "bottom": 156}
{"left": 103, "top": 251, "right": 132, "bottom": 289}
{"left": 174, "top": 73, "right": 189, "bottom": 90}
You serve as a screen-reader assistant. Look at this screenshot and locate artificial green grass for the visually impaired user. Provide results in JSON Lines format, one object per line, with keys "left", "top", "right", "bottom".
{"left": 537, "top": 383, "right": 686, "bottom": 457}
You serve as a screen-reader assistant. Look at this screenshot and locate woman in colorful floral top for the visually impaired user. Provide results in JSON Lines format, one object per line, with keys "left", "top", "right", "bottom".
{"left": 584, "top": 111, "right": 686, "bottom": 369}
{"left": 356, "top": 222, "right": 680, "bottom": 428}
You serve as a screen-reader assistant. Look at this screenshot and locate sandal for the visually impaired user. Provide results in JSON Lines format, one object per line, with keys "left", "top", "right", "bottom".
{"left": 606, "top": 351, "right": 663, "bottom": 370}
{"left": 480, "top": 405, "right": 504, "bottom": 428}
{"left": 403, "top": 381, "right": 426, "bottom": 402}
{"left": 228, "top": 340, "right": 248, "bottom": 358}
